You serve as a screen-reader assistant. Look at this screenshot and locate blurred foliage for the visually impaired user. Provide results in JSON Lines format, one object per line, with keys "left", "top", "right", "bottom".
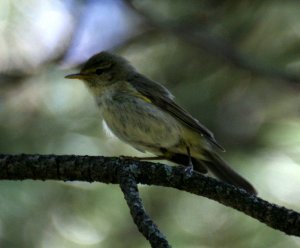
{"left": 1, "top": 0, "right": 300, "bottom": 247}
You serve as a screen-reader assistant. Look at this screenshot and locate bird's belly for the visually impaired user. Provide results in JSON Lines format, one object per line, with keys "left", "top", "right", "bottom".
{"left": 101, "top": 97, "right": 181, "bottom": 151}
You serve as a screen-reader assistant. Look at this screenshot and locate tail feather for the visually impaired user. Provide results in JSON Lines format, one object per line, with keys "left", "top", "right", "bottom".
{"left": 203, "top": 150, "right": 257, "bottom": 195}
{"left": 165, "top": 150, "right": 256, "bottom": 194}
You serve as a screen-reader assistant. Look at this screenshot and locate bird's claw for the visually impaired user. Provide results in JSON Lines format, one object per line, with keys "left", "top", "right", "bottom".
{"left": 183, "top": 165, "right": 193, "bottom": 177}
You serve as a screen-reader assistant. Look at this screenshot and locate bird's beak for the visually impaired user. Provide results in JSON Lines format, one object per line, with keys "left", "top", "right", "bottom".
{"left": 65, "top": 73, "right": 87, "bottom": 79}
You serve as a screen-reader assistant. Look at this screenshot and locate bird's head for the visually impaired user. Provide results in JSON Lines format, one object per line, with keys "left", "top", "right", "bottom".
{"left": 65, "top": 51, "right": 135, "bottom": 91}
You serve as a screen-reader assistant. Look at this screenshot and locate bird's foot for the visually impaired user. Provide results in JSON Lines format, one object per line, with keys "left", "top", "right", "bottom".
{"left": 183, "top": 164, "right": 194, "bottom": 177}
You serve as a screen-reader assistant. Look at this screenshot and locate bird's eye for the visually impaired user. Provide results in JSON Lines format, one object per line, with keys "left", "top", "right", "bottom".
{"left": 95, "top": 68, "right": 105, "bottom": 75}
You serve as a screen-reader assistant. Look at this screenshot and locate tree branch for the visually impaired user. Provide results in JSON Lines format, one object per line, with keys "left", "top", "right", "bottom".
{"left": 119, "top": 165, "right": 171, "bottom": 248}
{"left": 0, "top": 153, "right": 300, "bottom": 241}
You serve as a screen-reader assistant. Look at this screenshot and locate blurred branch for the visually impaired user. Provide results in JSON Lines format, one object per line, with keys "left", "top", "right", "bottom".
{"left": 119, "top": 166, "right": 171, "bottom": 248}
{"left": 1, "top": 154, "right": 300, "bottom": 243}
{"left": 124, "top": 0, "right": 300, "bottom": 83}
{"left": 113, "top": 27, "right": 159, "bottom": 52}
{"left": 0, "top": 72, "right": 31, "bottom": 88}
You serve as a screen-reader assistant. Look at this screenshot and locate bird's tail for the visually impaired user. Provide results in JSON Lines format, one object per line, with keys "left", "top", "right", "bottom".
{"left": 168, "top": 151, "right": 256, "bottom": 194}
{"left": 202, "top": 150, "right": 257, "bottom": 194}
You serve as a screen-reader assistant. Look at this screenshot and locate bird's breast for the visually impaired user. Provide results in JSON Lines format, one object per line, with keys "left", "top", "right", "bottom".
{"left": 98, "top": 91, "right": 182, "bottom": 150}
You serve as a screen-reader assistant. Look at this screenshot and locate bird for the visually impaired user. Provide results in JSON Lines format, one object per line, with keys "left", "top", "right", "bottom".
{"left": 65, "top": 51, "right": 257, "bottom": 194}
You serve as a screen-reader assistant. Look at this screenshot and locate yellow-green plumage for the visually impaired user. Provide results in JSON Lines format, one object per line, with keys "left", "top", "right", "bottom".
{"left": 65, "top": 51, "right": 256, "bottom": 194}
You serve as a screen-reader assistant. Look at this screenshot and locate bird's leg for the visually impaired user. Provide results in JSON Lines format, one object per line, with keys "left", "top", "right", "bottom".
{"left": 184, "top": 146, "right": 194, "bottom": 175}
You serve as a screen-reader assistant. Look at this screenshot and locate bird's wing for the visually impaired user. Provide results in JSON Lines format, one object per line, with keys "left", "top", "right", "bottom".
{"left": 130, "top": 74, "right": 224, "bottom": 151}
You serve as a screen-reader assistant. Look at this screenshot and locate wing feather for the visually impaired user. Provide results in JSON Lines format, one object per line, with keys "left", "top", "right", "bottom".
{"left": 129, "top": 73, "right": 224, "bottom": 150}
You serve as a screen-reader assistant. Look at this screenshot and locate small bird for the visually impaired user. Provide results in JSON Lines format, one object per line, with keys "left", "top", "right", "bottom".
{"left": 65, "top": 51, "right": 256, "bottom": 194}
